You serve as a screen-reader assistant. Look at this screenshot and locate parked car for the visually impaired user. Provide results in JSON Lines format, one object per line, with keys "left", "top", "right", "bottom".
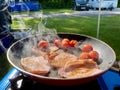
{"left": 73, "top": 0, "right": 90, "bottom": 11}
{"left": 89, "top": 0, "right": 118, "bottom": 11}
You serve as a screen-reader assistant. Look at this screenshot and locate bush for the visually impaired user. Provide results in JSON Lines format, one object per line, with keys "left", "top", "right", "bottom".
{"left": 39, "top": 0, "right": 73, "bottom": 9}
{"left": 118, "top": 0, "right": 120, "bottom": 7}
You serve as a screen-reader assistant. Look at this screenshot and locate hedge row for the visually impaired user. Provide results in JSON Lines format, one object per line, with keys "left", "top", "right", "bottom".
{"left": 118, "top": 0, "right": 120, "bottom": 7}
{"left": 39, "top": 0, "right": 73, "bottom": 9}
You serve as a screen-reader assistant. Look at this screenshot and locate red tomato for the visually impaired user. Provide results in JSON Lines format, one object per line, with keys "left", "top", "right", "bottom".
{"left": 62, "top": 38, "right": 70, "bottom": 43}
{"left": 54, "top": 39, "right": 61, "bottom": 47}
{"left": 89, "top": 50, "right": 99, "bottom": 61}
{"left": 61, "top": 41, "right": 69, "bottom": 49}
{"left": 79, "top": 52, "right": 91, "bottom": 59}
{"left": 61, "top": 38, "right": 70, "bottom": 49}
{"left": 37, "top": 40, "right": 48, "bottom": 49}
{"left": 82, "top": 44, "right": 93, "bottom": 52}
{"left": 69, "top": 40, "right": 78, "bottom": 47}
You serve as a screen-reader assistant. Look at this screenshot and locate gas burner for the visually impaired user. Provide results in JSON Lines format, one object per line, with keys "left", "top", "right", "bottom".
{"left": 1, "top": 68, "right": 120, "bottom": 90}
{"left": 7, "top": 74, "right": 101, "bottom": 90}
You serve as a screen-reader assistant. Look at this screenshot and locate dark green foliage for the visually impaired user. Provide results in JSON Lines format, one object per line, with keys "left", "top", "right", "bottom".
{"left": 39, "top": 0, "right": 73, "bottom": 9}
{"left": 118, "top": 0, "right": 120, "bottom": 7}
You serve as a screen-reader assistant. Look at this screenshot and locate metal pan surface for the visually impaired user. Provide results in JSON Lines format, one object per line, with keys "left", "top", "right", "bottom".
{"left": 7, "top": 33, "right": 116, "bottom": 86}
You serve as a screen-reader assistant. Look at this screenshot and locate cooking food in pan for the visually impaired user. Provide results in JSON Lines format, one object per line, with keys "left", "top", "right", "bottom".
{"left": 21, "top": 37, "right": 101, "bottom": 78}
{"left": 7, "top": 33, "right": 116, "bottom": 85}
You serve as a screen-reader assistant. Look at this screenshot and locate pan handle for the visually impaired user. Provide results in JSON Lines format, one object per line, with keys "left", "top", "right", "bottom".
{"left": 111, "top": 61, "right": 120, "bottom": 75}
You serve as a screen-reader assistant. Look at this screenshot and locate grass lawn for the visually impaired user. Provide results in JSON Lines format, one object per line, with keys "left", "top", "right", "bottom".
{"left": 10, "top": 9, "right": 74, "bottom": 15}
{"left": 0, "top": 9, "right": 120, "bottom": 79}
{"left": 42, "top": 9, "right": 73, "bottom": 14}
{"left": 11, "top": 15, "right": 120, "bottom": 60}
{"left": 45, "top": 16, "right": 120, "bottom": 61}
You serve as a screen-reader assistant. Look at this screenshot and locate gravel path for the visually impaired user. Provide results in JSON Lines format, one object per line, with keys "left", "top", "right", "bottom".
{"left": 12, "top": 8, "right": 120, "bottom": 19}
{"left": 43, "top": 8, "right": 120, "bottom": 18}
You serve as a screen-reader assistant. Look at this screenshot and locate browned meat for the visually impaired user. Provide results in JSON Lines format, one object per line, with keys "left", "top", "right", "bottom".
{"left": 58, "top": 59, "right": 102, "bottom": 78}
{"left": 21, "top": 56, "right": 51, "bottom": 75}
{"left": 32, "top": 48, "right": 47, "bottom": 56}
{"left": 45, "top": 52, "right": 59, "bottom": 60}
{"left": 32, "top": 46, "right": 59, "bottom": 56}
{"left": 48, "top": 53, "right": 78, "bottom": 68}
{"left": 49, "top": 46, "right": 59, "bottom": 52}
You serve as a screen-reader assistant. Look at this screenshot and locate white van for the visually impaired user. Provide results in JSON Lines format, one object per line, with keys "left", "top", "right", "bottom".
{"left": 89, "top": 0, "right": 118, "bottom": 10}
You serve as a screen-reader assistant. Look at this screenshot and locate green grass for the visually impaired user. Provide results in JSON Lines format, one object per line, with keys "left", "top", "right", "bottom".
{"left": 10, "top": 9, "right": 73, "bottom": 15}
{"left": 42, "top": 9, "right": 73, "bottom": 14}
{"left": 11, "top": 15, "right": 120, "bottom": 60}
{"left": 46, "top": 16, "right": 120, "bottom": 61}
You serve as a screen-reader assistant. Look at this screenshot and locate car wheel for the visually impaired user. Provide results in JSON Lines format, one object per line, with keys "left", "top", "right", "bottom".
{"left": 74, "top": 6, "right": 77, "bottom": 10}
{"left": 74, "top": 6, "right": 79, "bottom": 11}
{"left": 109, "top": 7, "right": 113, "bottom": 11}
{"left": 86, "top": 7, "right": 89, "bottom": 11}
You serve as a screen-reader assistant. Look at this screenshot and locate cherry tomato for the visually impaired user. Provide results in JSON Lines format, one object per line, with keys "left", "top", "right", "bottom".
{"left": 61, "top": 41, "right": 70, "bottom": 49}
{"left": 79, "top": 52, "right": 91, "bottom": 59}
{"left": 62, "top": 38, "right": 69, "bottom": 43}
{"left": 54, "top": 39, "right": 61, "bottom": 47}
{"left": 61, "top": 38, "right": 70, "bottom": 49}
{"left": 69, "top": 40, "right": 78, "bottom": 47}
{"left": 89, "top": 50, "right": 99, "bottom": 61}
{"left": 82, "top": 44, "right": 93, "bottom": 52}
{"left": 37, "top": 40, "right": 48, "bottom": 49}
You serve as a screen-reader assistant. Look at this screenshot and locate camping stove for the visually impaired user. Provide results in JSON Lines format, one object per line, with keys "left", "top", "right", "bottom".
{"left": 0, "top": 68, "right": 120, "bottom": 90}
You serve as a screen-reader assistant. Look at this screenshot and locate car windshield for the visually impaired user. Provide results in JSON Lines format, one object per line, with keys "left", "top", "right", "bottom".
{"left": 76, "top": 0, "right": 87, "bottom": 4}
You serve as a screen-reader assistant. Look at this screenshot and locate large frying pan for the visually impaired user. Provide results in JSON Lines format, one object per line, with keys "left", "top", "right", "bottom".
{"left": 7, "top": 33, "right": 116, "bottom": 86}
